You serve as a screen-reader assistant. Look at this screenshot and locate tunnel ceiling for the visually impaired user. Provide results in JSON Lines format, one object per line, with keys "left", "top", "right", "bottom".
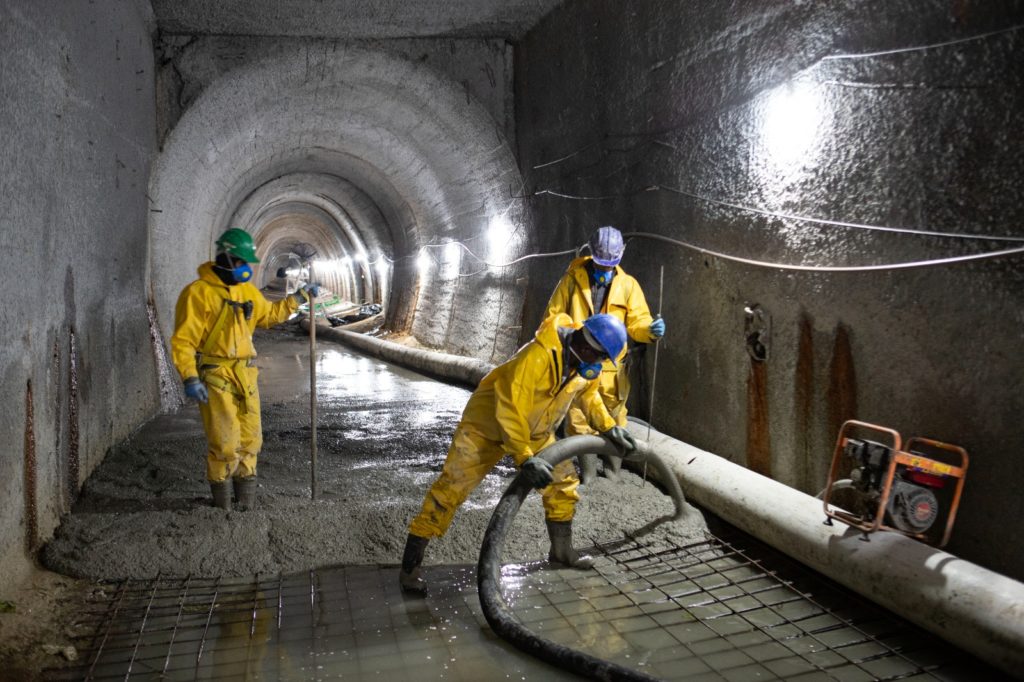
{"left": 151, "top": 0, "right": 564, "bottom": 40}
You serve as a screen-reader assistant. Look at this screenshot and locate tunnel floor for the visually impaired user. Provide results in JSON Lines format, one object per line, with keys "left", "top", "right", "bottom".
{"left": 43, "top": 522, "right": 1000, "bottom": 681}
{"left": 39, "top": 327, "right": 1004, "bottom": 680}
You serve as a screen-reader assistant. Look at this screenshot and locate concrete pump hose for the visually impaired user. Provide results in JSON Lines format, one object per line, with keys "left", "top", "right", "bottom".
{"left": 477, "top": 435, "right": 688, "bottom": 681}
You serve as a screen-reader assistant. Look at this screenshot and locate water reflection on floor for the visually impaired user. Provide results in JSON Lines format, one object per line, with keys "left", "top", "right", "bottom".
{"left": 46, "top": 566, "right": 580, "bottom": 681}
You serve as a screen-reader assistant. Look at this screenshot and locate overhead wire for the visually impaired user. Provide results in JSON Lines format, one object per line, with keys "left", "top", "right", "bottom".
{"left": 330, "top": 21, "right": 1024, "bottom": 279}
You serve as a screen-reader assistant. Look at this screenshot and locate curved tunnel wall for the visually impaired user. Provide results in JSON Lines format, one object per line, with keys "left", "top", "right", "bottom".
{"left": 516, "top": 2, "right": 1024, "bottom": 580}
{"left": 149, "top": 43, "right": 527, "bottom": 367}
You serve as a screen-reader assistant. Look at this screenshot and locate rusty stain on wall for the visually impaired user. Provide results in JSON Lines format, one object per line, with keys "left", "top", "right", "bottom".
{"left": 827, "top": 323, "right": 858, "bottom": 449}
{"left": 24, "top": 380, "right": 37, "bottom": 552}
{"left": 794, "top": 313, "right": 814, "bottom": 489}
{"left": 68, "top": 327, "right": 80, "bottom": 504}
{"left": 746, "top": 359, "right": 771, "bottom": 477}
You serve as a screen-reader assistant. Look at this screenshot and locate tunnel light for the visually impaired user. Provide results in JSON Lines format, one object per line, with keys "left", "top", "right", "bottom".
{"left": 761, "top": 81, "right": 825, "bottom": 166}
{"left": 375, "top": 258, "right": 389, "bottom": 277}
{"left": 488, "top": 214, "right": 513, "bottom": 261}
{"left": 417, "top": 249, "right": 432, "bottom": 276}
{"left": 443, "top": 241, "right": 461, "bottom": 278}
{"left": 341, "top": 256, "right": 352, "bottom": 267}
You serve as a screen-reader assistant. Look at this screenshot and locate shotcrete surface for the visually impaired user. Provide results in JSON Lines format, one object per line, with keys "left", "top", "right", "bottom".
{"left": 42, "top": 326, "right": 703, "bottom": 580}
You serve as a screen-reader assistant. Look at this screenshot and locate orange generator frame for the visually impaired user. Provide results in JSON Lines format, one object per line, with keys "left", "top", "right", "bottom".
{"left": 822, "top": 420, "right": 968, "bottom": 547}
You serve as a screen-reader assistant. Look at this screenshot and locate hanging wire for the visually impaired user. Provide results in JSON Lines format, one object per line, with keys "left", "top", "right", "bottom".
{"left": 821, "top": 23, "right": 1024, "bottom": 62}
{"left": 624, "top": 231, "right": 1024, "bottom": 272}
{"left": 527, "top": 183, "right": 1024, "bottom": 243}
{"left": 529, "top": 23, "right": 1024, "bottom": 173}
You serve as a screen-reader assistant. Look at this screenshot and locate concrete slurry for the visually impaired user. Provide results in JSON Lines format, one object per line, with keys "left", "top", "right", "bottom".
{"left": 42, "top": 325, "right": 706, "bottom": 580}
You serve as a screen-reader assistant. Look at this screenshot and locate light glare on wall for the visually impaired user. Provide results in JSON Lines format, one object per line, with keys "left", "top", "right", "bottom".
{"left": 443, "top": 241, "right": 461, "bottom": 278}
{"left": 488, "top": 214, "right": 513, "bottom": 260}
{"left": 761, "top": 81, "right": 823, "bottom": 165}
{"left": 417, "top": 249, "right": 431, "bottom": 276}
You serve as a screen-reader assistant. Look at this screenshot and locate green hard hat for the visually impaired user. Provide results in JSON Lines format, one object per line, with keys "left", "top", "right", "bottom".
{"left": 215, "top": 228, "right": 260, "bottom": 263}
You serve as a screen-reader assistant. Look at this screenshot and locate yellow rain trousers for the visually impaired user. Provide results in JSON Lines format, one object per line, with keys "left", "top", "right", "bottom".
{"left": 171, "top": 262, "right": 298, "bottom": 482}
{"left": 544, "top": 256, "right": 655, "bottom": 433}
{"left": 408, "top": 313, "right": 615, "bottom": 538}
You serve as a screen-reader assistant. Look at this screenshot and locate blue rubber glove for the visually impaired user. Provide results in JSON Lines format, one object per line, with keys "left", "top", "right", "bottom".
{"left": 603, "top": 426, "right": 637, "bottom": 452}
{"left": 649, "top": 316, "right": 666, "bottom": 338}
{"left": 183, "top": 377, "right": 208, "bottom": 404}
{"left": 520, "top": 457, "right": 555, "bottom": 489}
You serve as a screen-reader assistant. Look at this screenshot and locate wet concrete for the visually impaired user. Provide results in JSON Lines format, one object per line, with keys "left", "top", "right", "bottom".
{"left": 42, "top": 325, "right": 702, "bottom": 580}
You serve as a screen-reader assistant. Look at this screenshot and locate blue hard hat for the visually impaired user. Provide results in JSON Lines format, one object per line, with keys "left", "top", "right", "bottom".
{"left": 589, "top": 226, "right": 625, "bottom": 267}
{"left": 582, "top": 313, "right": 628, "bottom": 366}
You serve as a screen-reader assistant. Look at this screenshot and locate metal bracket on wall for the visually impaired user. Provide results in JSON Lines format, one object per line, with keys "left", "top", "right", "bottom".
{"left": 744, "top": 303, "right": 770, "bottom": 362}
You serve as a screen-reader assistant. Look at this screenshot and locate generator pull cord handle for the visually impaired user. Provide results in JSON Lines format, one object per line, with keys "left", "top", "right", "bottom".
{"left": 644, "top": 265, "right": 665, "bottom": 486}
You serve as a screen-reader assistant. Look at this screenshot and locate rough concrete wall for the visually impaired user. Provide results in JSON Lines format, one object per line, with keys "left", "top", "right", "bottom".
{"left": 149, "top": 43, "right": 525, "bottom": 369}
{"left": 0, "top": 0, "right": 158, "bottom": 584}
{"left": 517, "top": 1, "right": 1024, "bottom": 579}
{"left": 155, "top": 36, "right": 515, "bottom": 156}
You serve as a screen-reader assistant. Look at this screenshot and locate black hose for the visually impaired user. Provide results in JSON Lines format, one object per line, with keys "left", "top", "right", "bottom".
{"left": 478, "top": 435, "right": 688, "bottom": 681}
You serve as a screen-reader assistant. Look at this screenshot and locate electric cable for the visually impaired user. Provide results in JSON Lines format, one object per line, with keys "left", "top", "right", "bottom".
{"left": 625, "top": 231, "right": 1024, "bottom": 272}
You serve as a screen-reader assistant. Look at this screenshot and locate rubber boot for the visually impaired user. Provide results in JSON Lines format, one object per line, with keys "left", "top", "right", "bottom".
{"left": 234, "top": 476, "right": 257, "bottom": 511}
{"left": 579, "top": 454, "right": 599, "bottom": 484}
{"left": 602, "top": 454, "right": 622, "bottom": 482}
{"left": 399, "top": 534, "right": 429, "bottom": 594}
{"left": 210, "top": 480, "right": 232, "bottom": 510}
{"left": 546, "top": 520, "right": 595, "bottom": 569}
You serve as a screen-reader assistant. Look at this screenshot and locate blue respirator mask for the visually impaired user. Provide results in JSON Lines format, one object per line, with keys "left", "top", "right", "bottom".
{"left": 231, "top": 262, "right": 254, "bottom": 283}
{"left": 590, "top": 267, "right": 615, "bottom": 286}
{"left": 570, "top": 347, "right": 603, "bottom": 380}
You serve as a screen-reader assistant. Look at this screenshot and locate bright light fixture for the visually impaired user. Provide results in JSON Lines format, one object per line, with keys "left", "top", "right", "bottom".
{"left": 488, "top": 214, "right": 513, "bottom": 260}
{"left": 761, "top": 81, "right": 824, "bottom": 165}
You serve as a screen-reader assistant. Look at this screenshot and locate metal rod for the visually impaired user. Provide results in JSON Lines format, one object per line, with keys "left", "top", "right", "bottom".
{"left": 124, "top": 573, "right": 160, "bottom": 680}
{"left": 159, "top": 575, "right": 191, "bottom": 680}
{"left": 308, "top": 264, "right": 318, "bottom": 501}
{"left": 644, "top": 265, "right": 665, "bottom": 483}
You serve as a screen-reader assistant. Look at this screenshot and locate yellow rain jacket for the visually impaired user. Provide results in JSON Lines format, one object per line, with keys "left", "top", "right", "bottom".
{"left": 545, "top": 256, "right": 654, "bottom": 430}
{"left": 408, "top": 313, "right": 615, "bottom": 537}
{"left": 171, "top": 262, "right": 298, "bottom": 481}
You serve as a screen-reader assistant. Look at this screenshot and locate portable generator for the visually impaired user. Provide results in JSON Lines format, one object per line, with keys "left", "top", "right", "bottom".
{"left": 821, "top": 420, "right": 968, "bottom": 547}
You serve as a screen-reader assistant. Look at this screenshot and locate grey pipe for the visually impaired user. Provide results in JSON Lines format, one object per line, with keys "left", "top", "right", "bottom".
{"left": 306, "top": 322, "right": 495, "bottom": 388}
{"left": 629, "top": 422, "right": 1024, "bottom": 676}
{"left": 477, "top": 435, "right": 694, "bottom": 681}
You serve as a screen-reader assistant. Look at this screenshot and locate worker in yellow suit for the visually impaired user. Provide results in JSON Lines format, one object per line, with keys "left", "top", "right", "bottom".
{"left": 171, "top": 228, "right": 319, "bottom": 511}
{"left": 545, "top": 226, "right": 665, "bottom": 483}
{"left": 399, "top": 312, "right": 635, "bottom": 593}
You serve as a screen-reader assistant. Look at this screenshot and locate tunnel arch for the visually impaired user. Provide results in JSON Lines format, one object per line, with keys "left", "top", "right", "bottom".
{"left": 148, "top": 44, "right": 527, "bottom": 361}
{"left": 230, "top": 173, "right": 391, "bottom": 305}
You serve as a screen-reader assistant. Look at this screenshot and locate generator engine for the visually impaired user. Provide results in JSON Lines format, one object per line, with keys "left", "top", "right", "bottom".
{"left": 822, "top": 421, "right": 968, "bottom": 547}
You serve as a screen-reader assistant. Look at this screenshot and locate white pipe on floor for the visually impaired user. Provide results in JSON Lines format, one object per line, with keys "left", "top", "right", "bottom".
{"left": 628, "top": 422, "right": 1024, "bottom": 676}
{"left": 307, "top": 321, "right": 494, "bottom": 387}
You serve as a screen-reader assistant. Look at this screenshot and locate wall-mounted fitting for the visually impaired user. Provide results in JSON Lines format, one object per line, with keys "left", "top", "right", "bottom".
{"left": 744, "top": 303, "right": 770, "bottom": 362}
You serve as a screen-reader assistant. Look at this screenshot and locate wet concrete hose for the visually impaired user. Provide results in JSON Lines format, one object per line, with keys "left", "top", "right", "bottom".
{"left": 477, "top": 435, "right": 693, "bottom": 681}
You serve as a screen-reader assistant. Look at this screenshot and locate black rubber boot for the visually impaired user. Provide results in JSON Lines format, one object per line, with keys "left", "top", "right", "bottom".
{"left": 546, "top": 520, "right": 595, "bottom": 569}
{"left": 234, "top": 476, "right": 257, "bottom": 511}
{"left": 210, "top": 480, "right": 232, "bottom": 510}
{"left": 399, "top": 534, "right": 429, "bottom": 593}
{"left": 579, "top": 453, "right": 599, "bottom": 484}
